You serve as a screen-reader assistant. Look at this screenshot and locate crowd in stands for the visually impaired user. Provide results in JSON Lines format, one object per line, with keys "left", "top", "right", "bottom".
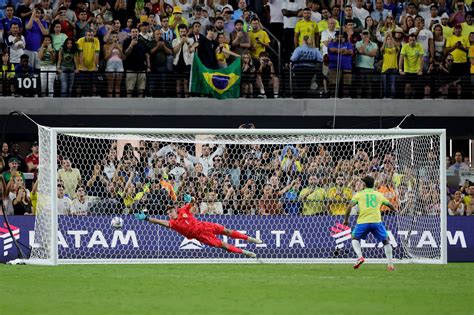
{"left": 1, "top": 136, "right": 472, "bottom": 217}
{"left": 0, "top": 0, "right": 473, "bottom": 98}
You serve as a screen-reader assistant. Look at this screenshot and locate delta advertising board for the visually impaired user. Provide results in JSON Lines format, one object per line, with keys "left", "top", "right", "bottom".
{"left": 1, "top": 216, "right": 472, "bottom": 263}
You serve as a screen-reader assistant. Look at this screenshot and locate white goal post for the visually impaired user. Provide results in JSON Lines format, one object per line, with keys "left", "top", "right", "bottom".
{"left": 27, "top": 127, "right": 447, "bottom": 265}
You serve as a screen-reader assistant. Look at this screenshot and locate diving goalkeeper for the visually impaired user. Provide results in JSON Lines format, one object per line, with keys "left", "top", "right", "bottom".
{"left": 343, "top": 175, "right": 396, "bottom": 271}
{"left": 134, "top": 198, "right": 262, "bottom": 258}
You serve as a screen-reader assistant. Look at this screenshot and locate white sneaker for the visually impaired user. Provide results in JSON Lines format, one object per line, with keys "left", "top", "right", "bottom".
{"left": 247, "top": 237, "right": 263, "bottom": 244}
{"left": 242, "top": 250, "right": 257, "bottom": 258}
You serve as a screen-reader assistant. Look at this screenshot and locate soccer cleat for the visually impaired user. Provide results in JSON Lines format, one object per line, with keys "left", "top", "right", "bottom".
{"left": 387, "top": 265, "right": 396, "bottom": 272}
{"left": 353, "top": 257, "right": 365, "bottom": 269}
{"left": 242, "top": 250, "right": 257, "bottom": 258}
{"left": 247, "top": 237, "right": 263, "bottom": 244}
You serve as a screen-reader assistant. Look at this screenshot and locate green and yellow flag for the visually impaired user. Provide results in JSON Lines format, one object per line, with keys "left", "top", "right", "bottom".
{"left": 190, "top": 54, "right": 241, "bottom": 99}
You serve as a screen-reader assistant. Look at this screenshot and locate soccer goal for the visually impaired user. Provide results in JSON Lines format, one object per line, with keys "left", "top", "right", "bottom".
{"left": 27, "top": 127, "right": 447, "bottom": 265}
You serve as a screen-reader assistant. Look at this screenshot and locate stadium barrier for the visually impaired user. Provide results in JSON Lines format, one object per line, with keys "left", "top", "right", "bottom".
{"left": 2, "top": 70, "right": 473, "bottom": 99}
{"left": 0, "top": 215, "right": 472, "bottom": 263}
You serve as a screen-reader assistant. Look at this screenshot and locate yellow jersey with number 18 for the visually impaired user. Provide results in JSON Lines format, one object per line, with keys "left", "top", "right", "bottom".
{"left": 351, "top": 188, "right": 391, "bottom": 224}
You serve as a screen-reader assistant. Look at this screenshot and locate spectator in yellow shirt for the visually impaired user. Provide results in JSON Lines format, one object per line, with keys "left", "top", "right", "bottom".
{"left": 57, "top": 158, "right": 82, "bottom": 198}
{"left": 461, "top": 12, "right": 474, "bottom": 38}
{"left": 399, "top": 32, "right": 424, "bottom": 98}
{"left": 169, "top": 6, "right": 188, "bottom": 35}
{"left": 294, "top": 8, "right": 319, "bottom": 48}
{"left": 440, "top": 13, "right": 453, "bottom": 39}
{"left": 326, "top": 175, "right": 353, "bottom": 215}
{"left": 445, "top": 24, "right": 470, "bottom": 96}
{"left": 249, "top": 17, "right": 270, "bottom": 60}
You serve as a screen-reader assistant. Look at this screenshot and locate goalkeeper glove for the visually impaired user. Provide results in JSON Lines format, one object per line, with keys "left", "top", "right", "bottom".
{"left": 134, "top": 210, "right": 149, "bottom": 221}
{"left": 183, "top": 194, "right": 192, "bottom": 203}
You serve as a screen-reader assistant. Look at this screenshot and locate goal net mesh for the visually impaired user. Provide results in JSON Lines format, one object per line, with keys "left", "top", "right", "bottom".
{"left": 30, "top": 127, "right": 443, "bottom": 263}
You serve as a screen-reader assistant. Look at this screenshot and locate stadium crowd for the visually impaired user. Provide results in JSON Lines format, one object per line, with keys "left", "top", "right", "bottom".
{"left": 0, "top": 137, "right": 472, "bottom": 217}
{"left": 0, "top": 0, "right": 473, "bottom": 98}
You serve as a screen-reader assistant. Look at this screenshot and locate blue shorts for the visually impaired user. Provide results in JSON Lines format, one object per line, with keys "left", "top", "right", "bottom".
{"left": 352, "top": 222, "right": 388, "bottom": 242}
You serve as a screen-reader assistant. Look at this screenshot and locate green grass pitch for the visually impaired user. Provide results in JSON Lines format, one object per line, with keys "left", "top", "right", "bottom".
{"left": 2, "top": 263, "right": 473, "bottom": 315}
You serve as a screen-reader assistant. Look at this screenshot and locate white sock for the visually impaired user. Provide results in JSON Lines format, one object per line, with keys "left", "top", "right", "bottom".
{"left": 260, "top": 89, "right": 265, "bottom": 94}
{"left": 384, "top": 243, "right": 393, "bottom": 266}
{"left": 351, "top": 239, "right": 363, "bottom": 258}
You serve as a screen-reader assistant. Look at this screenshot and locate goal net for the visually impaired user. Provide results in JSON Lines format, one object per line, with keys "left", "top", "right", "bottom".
{"left": 28, "top": 127, "right": 447, "bottom": 264}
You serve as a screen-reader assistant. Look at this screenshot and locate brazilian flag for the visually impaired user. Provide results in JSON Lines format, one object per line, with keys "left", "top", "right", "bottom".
{"left": 190, "top": 54, "right": 241, "bottom": 99}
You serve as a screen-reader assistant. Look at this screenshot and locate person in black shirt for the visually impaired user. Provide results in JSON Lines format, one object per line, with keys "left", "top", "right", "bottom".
{"left": 197, "top": 25, "right": 219, "bottom": 69}
{"left": 149, "top": 28, "right": 173, "bottom": 96}
{"left": 123, "top": 27, "right": 150, "bottom": 97}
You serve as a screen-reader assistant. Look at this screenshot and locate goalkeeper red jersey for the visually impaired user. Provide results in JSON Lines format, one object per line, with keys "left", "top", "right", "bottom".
{"left": 169, "top": 204, "right": 202, "bottom": 238}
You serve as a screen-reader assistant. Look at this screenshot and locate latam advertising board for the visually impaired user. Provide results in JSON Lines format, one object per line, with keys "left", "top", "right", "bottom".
{"left": 0, "top": 216, "right": 472, "bottom": 263}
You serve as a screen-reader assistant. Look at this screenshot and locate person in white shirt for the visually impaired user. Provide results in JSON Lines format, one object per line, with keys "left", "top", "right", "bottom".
{"left": 7, "top": 23, "right": 25, "bottom": 64}
{"left": 309, "top": 0, "right": 321, "bottom": 23}
{"left": 408, "top": 16, "right": 433, "bottom": 72}
{"left": 320, "top": 18, "right": 337, "bottom": 56}
{"left": 352, "top": 0, "right": 370, "bottom": 28}
{"left": 268, "top": 0, "right": 284, "bottom": 43}
{"left": 417, "top": 0, "right": 432, "bottom": 22}
{"left": 425, "top": 4, "right": 441, "bottom": 30}
{"left": 70, "top": 185, "right": 91, "bottom": 215}
{"left": 449, "top": 152, "right": 470, "bottom": 171}
{"left": 281, "top": 0, "right": 305, "bottom": 61}
{"left": 57, "top": 183, "right": 72, "bottom": 215}
{"left": 186, "top": 144, "right": 226, "bottom": 175}
{"left": 200, "top": 191, "right": 224, "bottom": 214}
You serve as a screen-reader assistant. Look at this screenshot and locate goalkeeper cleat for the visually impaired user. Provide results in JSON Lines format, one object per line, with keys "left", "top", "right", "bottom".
{"left": 247, "top": 237, "right": 263, "bottom": 244}
{"left": 243, "top": 250, "right": 257, "bottom": 258}
{"left": 353, "top": 257, "right": 365, "bottom": 269}
{"left": 387, "top": 265, "right": 396, "bottom": 272}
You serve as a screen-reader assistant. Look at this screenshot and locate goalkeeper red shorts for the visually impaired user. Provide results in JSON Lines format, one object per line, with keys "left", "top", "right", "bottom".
{"left": 195, "top": 222, "right": 225, "bottom": 248}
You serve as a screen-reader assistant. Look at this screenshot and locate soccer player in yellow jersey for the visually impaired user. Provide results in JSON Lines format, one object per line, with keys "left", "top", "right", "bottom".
{"left": 294, "top": 8, "right": 319, "bottom": 48}
{"left": 343, "top": 176, "right": 396, "bottom": 271}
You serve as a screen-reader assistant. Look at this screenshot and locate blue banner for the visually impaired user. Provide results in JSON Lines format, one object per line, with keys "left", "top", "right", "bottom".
{"left": 0, "top": 216, "right": 472, "bottom": 262}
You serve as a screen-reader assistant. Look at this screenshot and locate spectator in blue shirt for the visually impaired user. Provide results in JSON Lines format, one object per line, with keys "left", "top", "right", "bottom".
{"left": 0, "top": 5, "right": 23, "bottom": 42}
{"left": 327, "top": 31, "right": 354, "bottom": 97}
{"left": 290, "top": 35, "right": 323, "bottom": 97}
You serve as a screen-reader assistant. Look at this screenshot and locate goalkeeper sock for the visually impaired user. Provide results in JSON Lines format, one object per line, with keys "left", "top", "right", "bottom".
{"left": 229, "top": 230, "right": 249, "bottom": 240}
{"left": 225, "top": 244, "right": 243, "bottom": 254}
{"left": 384, "top": 243, "right": 393, "bottom": 266}
{"left": 351, "top": 239, "right": 363, "bottom": 258}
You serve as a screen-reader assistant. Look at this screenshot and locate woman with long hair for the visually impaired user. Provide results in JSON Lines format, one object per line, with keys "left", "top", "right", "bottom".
{"left": 381, "top": 34, "right": 400, "bottom": 98}
{"left": 38, "top": 35, "right": 56, "bottom": 97}
{"left": 103, "top": 31, "right": 124, "bottom": 97}
{"left": 432, "top": 24, "right": 446, "bottom": 64}
{"left": 50, "top": 20, "right": 68, "bottom": 51}
{"left": 426, "top": 24, "right": 446, "bottom": 97}
{"left": 57, "top": 37, "right": 78, "bottom": 97}
{"left": 376, "top": 15, "right": 395, "bottom": 44}
{"left": 402, "top": 15, "right": 414, "bottom": 36}
{"left": 241, "top": 53, "right": 255, "bottom": 98}
{"left": 12, "top": 186, "right": 32, "bottom": 215}
{"left": 364, "top": 16, "right": 378, "bottom": 43}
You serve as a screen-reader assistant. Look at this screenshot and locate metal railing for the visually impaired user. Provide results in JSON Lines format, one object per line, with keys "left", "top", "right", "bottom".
{"left": 2, "top": 70, "right": 473, "bottom": 99}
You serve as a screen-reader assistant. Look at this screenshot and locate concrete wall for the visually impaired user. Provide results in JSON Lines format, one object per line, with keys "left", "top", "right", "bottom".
{"left": 0, "top": 97, "right": 472, "bottom": 117}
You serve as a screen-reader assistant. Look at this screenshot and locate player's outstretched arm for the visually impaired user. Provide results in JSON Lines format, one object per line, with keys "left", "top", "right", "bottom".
{"left": 343, "top": 201, "right": 357, "bottom": 226}
{"left": 134, "top": 210, "right": 170, "bottom": 228}
{"left": 148, "top": 217, "right": 171, "bottom": 228}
